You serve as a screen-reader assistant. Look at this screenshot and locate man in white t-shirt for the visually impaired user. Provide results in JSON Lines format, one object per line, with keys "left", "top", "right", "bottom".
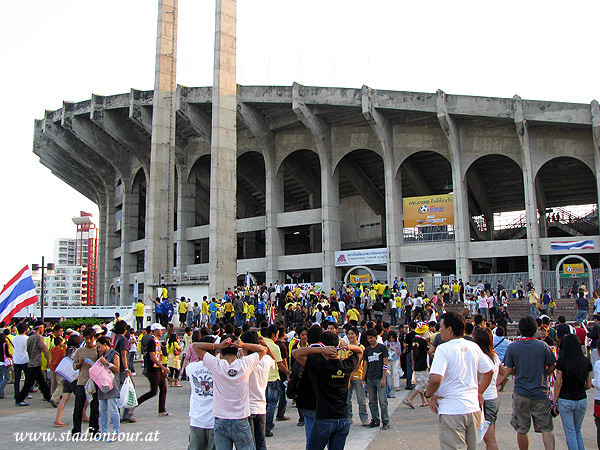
{"left": 186, "top": 336, "right": 216, "bottom": 450}
{"left": 191, "top": 335, "right": 267, "bottom": 450}
{"left": 241, "top": 330, "right": 275, "bottom": 450}
{"left": 424, "top": 312, "right": 494, "bottom": 450}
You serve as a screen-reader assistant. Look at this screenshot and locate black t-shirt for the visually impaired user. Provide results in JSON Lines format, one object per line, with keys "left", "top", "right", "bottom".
{"left": 556, "top": 359, "right": 592, "bottom": 401}
{"left": 576, "top": 297, "right": 589, "bottom": 311}
{"left": 363, "top": 343, "right": 388, "bottom": 379}
{"left": 114, "top": 334, "right": 128, "bottom": 373}
{"left": 288, "top": 360, "right": 316, "bottom": 410}
{"left": 305, "top": 352, "right": 359, "bottom": 419}
{"left": 404, "top": 331, "right": 416, "bottom": 349}
{"left": 276, "top": 340, "right": 288, "bottom": 379}
{"left": 144, "top": 338, "right": 160, "bottom": 373}
{"left": 541, "top": 336, "right": 555, "bottom": 347}
{"left": 411, "top": 335, "right": 429, "bottom": 371}
{"left": 373, "top": 301, "right": 384, "bottom": 312}
{"left": 556, "top": 324, "right": 572, "bottom": 340}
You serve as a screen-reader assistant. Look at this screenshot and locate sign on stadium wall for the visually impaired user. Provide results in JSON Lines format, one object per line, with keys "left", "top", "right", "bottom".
{"left": 350, "top": 274, "right": 371, "bottom": 284}
{"left": 403, "top": 194, "right": 454, "bottom": 228}
{"left": 563, "top": 263, "right": 585, "bottom": 274}
{"left": 334, "top": 248, "right": 387, "bottom": 267}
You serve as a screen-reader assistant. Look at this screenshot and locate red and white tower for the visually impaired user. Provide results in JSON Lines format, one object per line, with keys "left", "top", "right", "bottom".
{"left": 72, "top": 211, "right": 99, "bottom": 305}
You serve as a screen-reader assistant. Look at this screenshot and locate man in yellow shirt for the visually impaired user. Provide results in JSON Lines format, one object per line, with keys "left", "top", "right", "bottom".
{"left": 135, "top": 299, "right": 145, "bottom": 331}
{"left": 178, "top": 297, "right": 188, "bottom": 328}
{"left": 345, "top": 326, "right": 368, "bottom": 425}
{"left": 264, "top": 325, "right": 289, "bottom": 437}
{"left": 347, "top": 305, "right": 361, "bottom": 325}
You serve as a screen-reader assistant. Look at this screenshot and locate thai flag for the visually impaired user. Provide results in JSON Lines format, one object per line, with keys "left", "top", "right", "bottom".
{"left": 551, "top": 240, "right": 595, "bottom": 251}
{"left": 268, "top": 306, "right": 276, "bottom": 325}
{"left": 0, "top": 266, "right": 39, "bottom": 323}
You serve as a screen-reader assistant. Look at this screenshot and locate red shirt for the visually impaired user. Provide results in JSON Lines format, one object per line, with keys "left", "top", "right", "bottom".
{"left": 575, "top": 327, "right": 586, "bottom": 345}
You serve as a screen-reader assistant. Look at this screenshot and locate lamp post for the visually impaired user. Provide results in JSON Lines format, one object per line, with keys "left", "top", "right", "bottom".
{"left": 31, "top": 256, "right": 55, "bottom": 322}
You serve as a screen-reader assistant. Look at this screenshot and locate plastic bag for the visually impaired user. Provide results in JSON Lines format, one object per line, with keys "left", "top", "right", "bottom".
{"left": 55, "top": 356, "right": 79, "bottom": 383}
{"left": 85, "top": 378, "right": 96, "bottom": 403}
{"left": 477, "top": 411, "right": 490, "bottom": 443}
{"left": 118, "top": 376, "right": 138, "bottom": 409}
{"left": 89, "top": 360, "right": 114, "bottom": 393}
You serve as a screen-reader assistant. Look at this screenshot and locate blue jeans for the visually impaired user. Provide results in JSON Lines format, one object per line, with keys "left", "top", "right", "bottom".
{"left": 214, "top": 417, "right": 255, "bottom": 450}
{"left": 366, "top": 378, "right": 389, "bottom": 424}
{"left": 99, "top": 397, "right": 120, "bottom": 436}
{"left": 298, "top": 408, "right": 316, "bottom": 449}
{"left": 529, "top": 304, "right": 538, "bottom": 319}
{"left": 557, "top": 398, "right": 586, "bottom": 450}
{"left": 0, "top": 365, "right": 10, "bottom": 397}
{"left": 406, "top": 352, "right": 414, "bottom": 389}
{"left": 249, "top": 414, "right": 266, "bottom": 450}
{"left": 209, "top": 312, "right": 217, "bottom": 325}
{"left": 480, "top": 307, "right": 488, "bottom": 321}
{"left": 307, "top": 418, "right": 350, "bottom": 450}
{"left": 575, "top": 310, "right": 587, "bottom": 326}
{"left": 390, "top": 309, "right": 397, "bottom": 326}
{"left": 265, "top": 380, "right": 282, "bottom": 433}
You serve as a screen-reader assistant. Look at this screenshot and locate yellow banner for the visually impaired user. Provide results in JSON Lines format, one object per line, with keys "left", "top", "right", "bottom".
{"left": 350, "top": 274, "right": 371, "bottom": 284}
{"left": 403, "top": 194, "right": 454, "bottom": 228}
{"left": 564, "top": 263, "right": 584, "bottom": 274}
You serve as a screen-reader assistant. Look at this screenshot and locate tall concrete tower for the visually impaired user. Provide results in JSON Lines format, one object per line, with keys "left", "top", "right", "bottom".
{"left": 209, "top": 0, "right": 238, "bottom": 297}
{"left": 146, "top": 0, "right": 178, "bottom": 286}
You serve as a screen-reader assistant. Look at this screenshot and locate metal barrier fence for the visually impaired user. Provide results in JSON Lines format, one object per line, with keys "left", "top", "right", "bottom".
{"left": 468, "top": 272, "right": 529, "bottom": 295}
{"left": 403, "top": 226, "right": 455, "bottom": 243}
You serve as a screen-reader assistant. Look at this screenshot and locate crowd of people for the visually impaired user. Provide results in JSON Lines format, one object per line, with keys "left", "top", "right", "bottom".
{"left": 1, "top": 277, "right": 600, "bottom": 449}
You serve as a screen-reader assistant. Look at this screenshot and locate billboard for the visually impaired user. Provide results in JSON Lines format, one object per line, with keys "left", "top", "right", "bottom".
{"left": 403, "top": 194, "right": 454, "bottom": 228}
{"left": 334, "top": 248, "right": 387, "bottom": 267}
{"left": 350, "top": 274, "right": 371, "bottom": 284}
{"left": 563, "top": 263, "right": 584, "bottom": 274}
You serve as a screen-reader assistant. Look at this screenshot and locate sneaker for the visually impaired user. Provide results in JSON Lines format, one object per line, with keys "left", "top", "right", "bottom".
{"left": 15, "top": 401, "right": 29, "bottom": 406}
{"left": 26, "top": 395, "right": 33, "bottom": 399}
{"left": 265, "top": 432, "right": 273, "bottom": 437}
{"left": 367, "top": 421, "right": 380, "bottom": 428}
{"left": 381, "top": 423, "right": 390, "bottom": 430}
{"left": 276, "top": 416, "right": 291, "bottom": 421}
{"left": 297, "top": 421, "right": 304, "bottom": 426}
{"left": 361, "top": 421, "right": 370, "bottom": 426}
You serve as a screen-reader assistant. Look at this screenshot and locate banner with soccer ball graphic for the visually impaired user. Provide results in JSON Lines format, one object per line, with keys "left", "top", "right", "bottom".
{"left": 403, "top": 194, "right": 454, "bottom": 228}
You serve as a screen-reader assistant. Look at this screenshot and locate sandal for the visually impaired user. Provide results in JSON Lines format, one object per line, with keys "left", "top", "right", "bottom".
{"left": 158, "top": 412, "right": 172, "bottom": 417}
{"left": 420, "top": 404, "right": 428, "bottom": 407}
{"left": 54, "top": 422, "right": 68, "bottom": 427}
{"left": 402, "top": 399, "right": 414, "bottom": 409}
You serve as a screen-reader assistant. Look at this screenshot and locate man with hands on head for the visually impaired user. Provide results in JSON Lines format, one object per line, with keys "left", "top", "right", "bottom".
{"left": 292, "top": 332, "right": 363, "bottom": 450}
{"left": 191, "top": 335, "right": 267, "bottom": 450}
{"left": 424, "top": 312, "right": 494, "bottom": 450}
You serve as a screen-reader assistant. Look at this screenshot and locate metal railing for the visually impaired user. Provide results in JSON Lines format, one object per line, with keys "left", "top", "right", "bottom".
{"left": 403, "top": 226, "right": 455, "bottom": 243}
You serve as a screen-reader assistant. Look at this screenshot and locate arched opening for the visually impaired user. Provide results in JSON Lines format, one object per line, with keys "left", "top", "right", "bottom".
{"left": 190, "top": 156, "right": 211, "bottom": 227}
{"left": 280, "top": 149, "right": 321, "bottom": 212}
{"left": 536, "top": 156, "right": 599, "bottom": 272}
{"left": 555, "top": 255, "right": 593, "bottom": 298}
{"left": 132, "top": 169, "right": 146, "bottom": 240}
{"left": 466, "top": 154, "right": 526, "bottom": 273}
{"left": 336, "top": 149, "right": 385, "bottom": 250}
{"left": 400, "top": 151, "right": 453, "bottom": 243}
{"left": 237, "top": 152, "right": 266, "bottom": 219}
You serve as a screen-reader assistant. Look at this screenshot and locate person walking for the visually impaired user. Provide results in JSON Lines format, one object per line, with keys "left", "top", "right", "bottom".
{"left": 424, "top": 312, "right": 494, "bottom": 450}
{"left": 71, "top": 327, "right": 100, "bottom": 436}
{"left": 504, "top": 316, "right": 557, "bottom": 450}
{"left": 94, "top": 336, "right": 121, "bottom": 441}
{"left": 0, "top": 334, "right": 12, "bottom": 399}
{"left": 137, "top": 323, "right": 170, "bottom": 416}
{"left": 11, "top": 322, "right": 30, "bottom": 402}
{"left": 553, "top": 334, "right": 592, "bottom": 450}
{"left": 14, "top": 321, "right": 52, "bottom": 407}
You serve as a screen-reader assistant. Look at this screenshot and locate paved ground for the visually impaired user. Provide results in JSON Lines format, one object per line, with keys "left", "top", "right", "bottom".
{"left": 1, "top": 375, "right": 598, "bottom": 449}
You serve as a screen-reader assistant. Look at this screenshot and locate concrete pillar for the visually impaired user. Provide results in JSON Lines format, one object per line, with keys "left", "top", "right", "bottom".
{"left": 362, "top": 86, "right": 401, "bottom": 281}
{"left": 513, "top": 95, "right": 542, "bottom": 290}
{"left": 146, "top": 0, "right": 178, "bottom": 286}
{"left": 591, "top": 100, "right": 600, "bottom": 234}
{"left": 120, "top": 177, "right": 137, "bottom": 303}
{"left": 437, "top": 90, "right": 471, "bottom": 280}
{"left": 177, "top": 164, "right": 196, "bottom": 273}
{"left": 292, "top": 82, "right": 340, "bottom": 289}
{"left": 103, "top": 185, "right": 121, "bottom": 305}
{"left": 209, "top": 0, "right": 238, "bottom": 296}
{"left": 265, "top": 160, "right": 284, "bottom": 284}
{"left": 96, "top": 198, "right": 107, "bottom": 305}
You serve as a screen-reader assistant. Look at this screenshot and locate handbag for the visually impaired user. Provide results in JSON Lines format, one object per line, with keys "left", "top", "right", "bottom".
{"left": 55, "top": 356, "right": 79, "bottom": 383}
{"left": 3, "top": 343, "right": 13, "bottom": 368}
{"left": 89, "top": 360, "right": 115, "bottom": 393}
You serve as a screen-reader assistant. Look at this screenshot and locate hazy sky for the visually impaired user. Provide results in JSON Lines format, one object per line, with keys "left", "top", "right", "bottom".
{"left": 1, "top": 0, "right": 599, "bottom": 284}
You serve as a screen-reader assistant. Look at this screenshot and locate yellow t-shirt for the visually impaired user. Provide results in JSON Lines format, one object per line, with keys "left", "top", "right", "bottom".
{"left": 248, "top": 304, "right": 255, "bottom": 318}
{"left": 377, "top": 284, "right": 385, "bottom": 295}
{"left": 202, "top": 301, "right": 208, "bottom": 314}
{"left": 264, "top": 338, "right": 282, "bottom": 382}
{"left": 224, "top": 302, "right": 233, "bottom": 313}
{"left": 347, "top": 308, "right": 360, "bottom": 322}
{"left": 178, "top": 301, "right": 188, "bottom": 313}
{"left": 135, "top": 302, "right": 145, "bottom": 317}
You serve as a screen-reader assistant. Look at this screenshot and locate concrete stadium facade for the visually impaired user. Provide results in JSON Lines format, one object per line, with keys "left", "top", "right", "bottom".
{"left": 33, "top": 83, "right": 600, "bottom": 305}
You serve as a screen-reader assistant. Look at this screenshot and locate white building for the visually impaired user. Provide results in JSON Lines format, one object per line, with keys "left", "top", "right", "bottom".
{"left": 34, "top": 265, "right": 83, "bottom": 307}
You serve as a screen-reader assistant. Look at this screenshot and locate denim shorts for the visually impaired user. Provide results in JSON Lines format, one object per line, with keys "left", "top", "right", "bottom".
{"left": 483, "top": 398, "right": 499, "bottom": 425}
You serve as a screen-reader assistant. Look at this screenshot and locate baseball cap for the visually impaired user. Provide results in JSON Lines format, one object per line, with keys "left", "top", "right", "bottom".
{"left": 92, "top": 325, "right": 103, "bottom": 334}
{"left": 151, "top": 323, "right": 165, "bottom": 331}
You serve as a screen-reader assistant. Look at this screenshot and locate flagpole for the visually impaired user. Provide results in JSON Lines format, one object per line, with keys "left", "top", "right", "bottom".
{"left": 32, "top": 256, "right": 55, "bottom": 323}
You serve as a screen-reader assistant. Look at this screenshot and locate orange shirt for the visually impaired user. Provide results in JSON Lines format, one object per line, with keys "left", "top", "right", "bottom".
{"left": 49, "top": 346, "right": 66, "bottom": 372}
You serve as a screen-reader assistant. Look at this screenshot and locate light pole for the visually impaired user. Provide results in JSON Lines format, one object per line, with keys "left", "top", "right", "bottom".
{"left": 31, "top": 256, "right": 55, "bottom": 322}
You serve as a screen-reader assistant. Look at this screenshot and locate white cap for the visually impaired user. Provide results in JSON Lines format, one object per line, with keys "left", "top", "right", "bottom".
{"left": 92, "top": 325, "right": 103, "bottom": 333}
{"left": 151, "top": 323, "right": 165, "bottom": 331}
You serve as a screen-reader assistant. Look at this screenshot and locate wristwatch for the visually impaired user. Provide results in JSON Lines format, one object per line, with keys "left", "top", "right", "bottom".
{"left": 424, "top": 393, "right": 432, "bottom": 399}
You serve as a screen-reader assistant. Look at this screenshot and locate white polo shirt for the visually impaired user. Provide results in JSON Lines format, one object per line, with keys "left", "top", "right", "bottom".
{"left": 248, "top": 355, "right": 275, "bottom": 415}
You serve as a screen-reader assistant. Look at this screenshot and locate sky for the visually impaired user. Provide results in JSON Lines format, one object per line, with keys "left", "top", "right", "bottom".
{"left": 1, "top": 0, "right": 599, "bottom": 284}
